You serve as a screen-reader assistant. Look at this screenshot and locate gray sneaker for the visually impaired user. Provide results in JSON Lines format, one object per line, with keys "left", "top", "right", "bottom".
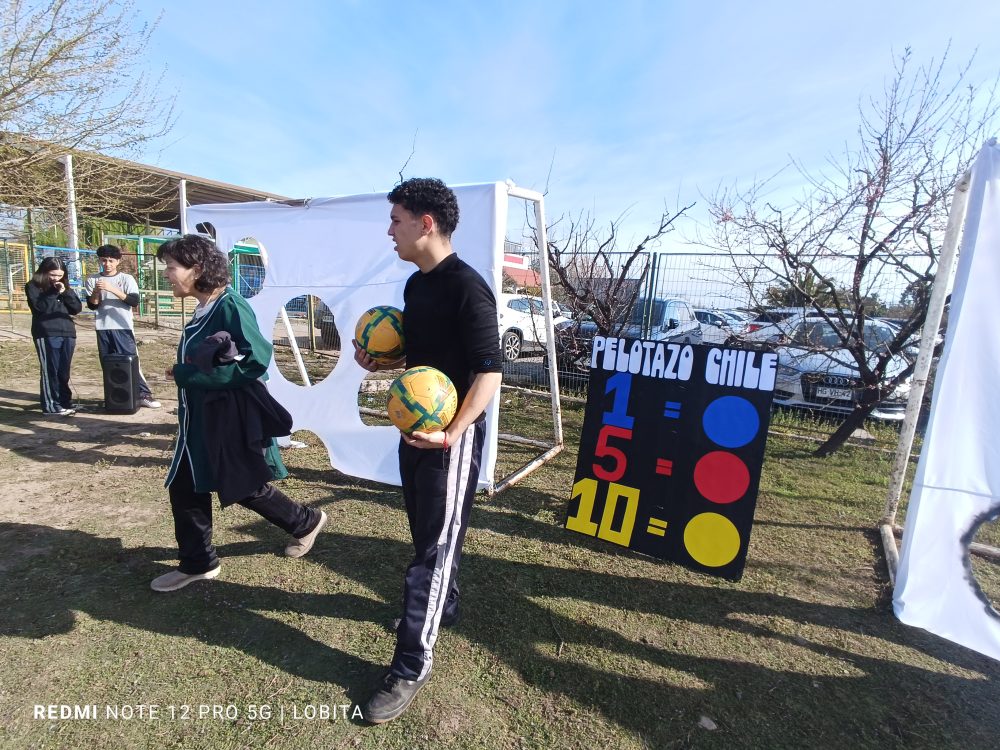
{"left": 150, "top": 566, "right": 221, "bottom": 592}
{"left": 362, "top": 670, "right": 431, "bottom": 724}
{"left": 285, "top": 510, "right": 327, "bottom": 558}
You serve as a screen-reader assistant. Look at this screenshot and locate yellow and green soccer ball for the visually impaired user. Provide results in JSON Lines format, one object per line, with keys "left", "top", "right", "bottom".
{"left": 355, "top": 305, "right": 405, "bottom": 365}
{"left": 387, "top": 366, "right": 458, "bottom": 434}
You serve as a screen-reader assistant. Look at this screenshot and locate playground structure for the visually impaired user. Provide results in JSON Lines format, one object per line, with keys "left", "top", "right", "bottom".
{"left": 1, "top": 235, "right": 297, "bottom": 331}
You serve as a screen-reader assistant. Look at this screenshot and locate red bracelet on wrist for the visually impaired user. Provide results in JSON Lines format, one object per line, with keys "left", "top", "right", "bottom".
{"left": 442, "top": 433, "right": 449, "bottom": 450}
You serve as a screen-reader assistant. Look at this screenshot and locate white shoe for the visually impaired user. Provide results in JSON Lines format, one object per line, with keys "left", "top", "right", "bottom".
{"left": 56, "top": 408, "right": 76, "bottom": 416}
{"left": 139, "top": 398, "right": 161, "bottom": 408}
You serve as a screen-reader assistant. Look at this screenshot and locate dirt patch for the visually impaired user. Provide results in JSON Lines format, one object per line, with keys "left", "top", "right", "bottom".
{"left": 0, "top": 318, "right": 182, "bottom": 536}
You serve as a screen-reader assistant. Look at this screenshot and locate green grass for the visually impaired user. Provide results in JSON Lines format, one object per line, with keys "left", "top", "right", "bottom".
{"left": 0, "top": 325, "right": 999, "bottom": 749}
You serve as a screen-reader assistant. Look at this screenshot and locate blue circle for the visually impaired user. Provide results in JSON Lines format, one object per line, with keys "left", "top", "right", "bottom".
{"left": 703, "top": 396, "right": 759, "bottom": 448}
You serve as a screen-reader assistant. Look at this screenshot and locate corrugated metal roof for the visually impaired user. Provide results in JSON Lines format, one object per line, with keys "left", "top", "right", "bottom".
{"left": 83, "top": 152, "right": 292, "bottom": 230}
{"left": 3, "top": 137, "right": 292, "bottom": 231}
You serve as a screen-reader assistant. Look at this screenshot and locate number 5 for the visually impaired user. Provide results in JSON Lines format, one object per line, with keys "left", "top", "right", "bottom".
{"left": 593, "top": 425, "right": 632, "bottom": 482}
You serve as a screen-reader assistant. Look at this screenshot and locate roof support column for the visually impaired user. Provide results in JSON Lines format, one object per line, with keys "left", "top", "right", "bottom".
{"left": 62, "top": 153, "right": 81, "bottom": 285}
{"left": 63, "top": 154, "right": 79, "bottom": 250}
{"left": 178, "top": 178, "right": 188, "bottom": 234}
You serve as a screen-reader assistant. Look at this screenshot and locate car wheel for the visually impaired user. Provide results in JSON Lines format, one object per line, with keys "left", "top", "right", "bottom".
{"left": 319, "top": 321, "right": 341, "bottom": 349}
{"left": 502, "top": 330, "right": 522, "bottom": 361}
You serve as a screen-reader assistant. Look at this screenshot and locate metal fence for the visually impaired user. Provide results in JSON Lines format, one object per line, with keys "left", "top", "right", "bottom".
{"left": 2, "top": 242, "right": 935, "bottom": 418}
{"left": 3, "top": 244, "right": 345, "bottom": 361}
{"left": 0, "top": 239, "right": 32, "bottom": 329}
{"left": 500, "top": 249, "right": 932, "bottom": 404}
{"left": 0, "top": 243, "right": 925, "bottom": 324}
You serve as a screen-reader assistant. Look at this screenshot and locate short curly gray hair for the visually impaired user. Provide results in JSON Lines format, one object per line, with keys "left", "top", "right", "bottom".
{"left": 156, "top": 234, "right": 231, "bottom": 293}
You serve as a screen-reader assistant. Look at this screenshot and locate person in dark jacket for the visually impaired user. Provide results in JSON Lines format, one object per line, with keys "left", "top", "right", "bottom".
{"left": 25, "top": 257, "right": 82, "bottom": 415}
{"left": 150, "top": 234, "right": 327, "bottom": 593}
{"left": 353, "top": 178, "right": 503, "bottom": 723}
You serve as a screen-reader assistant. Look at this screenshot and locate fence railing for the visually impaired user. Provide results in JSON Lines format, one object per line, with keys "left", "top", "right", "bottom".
{"left": 3, "top": 245, "right": 935, "bottom": 427}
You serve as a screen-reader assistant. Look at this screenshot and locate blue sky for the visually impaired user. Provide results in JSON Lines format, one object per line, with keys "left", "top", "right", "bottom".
{"left": 135, "top": 0, "right": 1000, "bottom": 246}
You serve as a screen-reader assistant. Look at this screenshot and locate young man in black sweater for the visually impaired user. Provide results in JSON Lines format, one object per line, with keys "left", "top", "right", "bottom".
{"left": 354, "top": 178, "right": 503, "bottom": 723}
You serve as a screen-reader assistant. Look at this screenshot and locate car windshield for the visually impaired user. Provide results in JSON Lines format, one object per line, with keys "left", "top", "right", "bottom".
{"left": 754, "top": 310, "right": 798, "bottom": 323}
{"left": 628, "top": 299, "right": 666, "bottom": 326}
{"left": 519, "top": 298, "right": 562, "bottom": 317}
{"left": 793, "top": 320, "right": 896, "bottom": 350}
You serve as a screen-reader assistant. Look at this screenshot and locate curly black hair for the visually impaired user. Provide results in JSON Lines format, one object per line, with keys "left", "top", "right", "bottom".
{"left": 96, "top": 244, "right": 122, "bottom": 259}
{"left": 156, "top": 234, "right": 231, "bottom": 293}
{"left": 387, "top": 177, "right": 460, "bottom": 239}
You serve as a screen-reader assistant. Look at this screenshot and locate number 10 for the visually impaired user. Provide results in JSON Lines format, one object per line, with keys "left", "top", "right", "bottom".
{"left": 566, "top": 478, "right": 640, "bottom": 547}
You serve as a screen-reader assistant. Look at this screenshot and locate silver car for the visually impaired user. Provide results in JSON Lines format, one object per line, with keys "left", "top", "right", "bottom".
{"left": 773, "top": 317, "right": 912, "bottom": 420}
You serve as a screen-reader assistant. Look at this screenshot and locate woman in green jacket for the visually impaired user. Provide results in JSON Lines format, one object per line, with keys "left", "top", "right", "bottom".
{"left": 151, "top": 235, "right": 327, "bottom": 593}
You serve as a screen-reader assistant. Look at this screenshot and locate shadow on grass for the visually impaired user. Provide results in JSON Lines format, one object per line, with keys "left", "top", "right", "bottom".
{"left": 0, "top": 388, "right": 175, "bottom": 468}
{"left": 4, "top": 513, "right": 999, "bottom": 746}
{"left": 0, "top": 385, "right": 47, "bottom": 403}
{"left": 0, "top": 523, "right": 378, "bottom": 696}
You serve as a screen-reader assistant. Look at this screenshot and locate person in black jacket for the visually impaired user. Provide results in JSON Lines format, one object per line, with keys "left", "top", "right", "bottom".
{"left": 353, "top": 178, "right": 503, "bottom": 723}
{"left": 25, "top": 257, "right": 82, "bottom": 415}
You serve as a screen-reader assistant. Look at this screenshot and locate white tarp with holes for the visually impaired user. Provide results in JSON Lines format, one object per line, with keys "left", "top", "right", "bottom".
{"left": 187, "top": 183, "right": 507, "bottom": 489}
{"left": 894, "top": 140, "right": 1000, "bottom": 659}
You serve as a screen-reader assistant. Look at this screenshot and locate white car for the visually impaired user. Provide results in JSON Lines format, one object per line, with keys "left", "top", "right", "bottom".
{"left": 498, "top": 293, "right": 571, "bottom": 361}
{"left": 721, "top": 310, "right": 752, "bottom": 330}
{"left": 772, "top": 316, "right": 912, "bottom": 420}
{"left": 694, "top": 308, "right": 742, "bottom": 345}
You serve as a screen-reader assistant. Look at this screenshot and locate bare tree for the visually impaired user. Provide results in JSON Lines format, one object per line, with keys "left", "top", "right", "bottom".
{"left": 705, "top": 48, "right": 998, "bottom": 456}
{"left": 545, "top": 204, "right": 694, "bottom": 335}
{"left": 531, "top": 204, "right": 693, "bottom": 374}
{"left": 0, "top": 0, "right": 174, "bottom": 226}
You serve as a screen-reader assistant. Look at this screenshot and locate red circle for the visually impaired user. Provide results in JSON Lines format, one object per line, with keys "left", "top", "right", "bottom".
{"left": 693, "top": 451, "right": 750, "bottom": 504}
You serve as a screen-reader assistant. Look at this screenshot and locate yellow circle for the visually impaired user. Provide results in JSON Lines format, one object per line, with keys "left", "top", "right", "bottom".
{"left": 683, "top": 513, "right": 742, "bottom": 567}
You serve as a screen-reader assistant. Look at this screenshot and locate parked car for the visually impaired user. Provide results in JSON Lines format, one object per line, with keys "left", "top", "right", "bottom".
{"left": 554, "top": 300, "right": 575, "bottom": 319}
{"left": 694, "top": 308, "right": 742, "bottom": 345}
{"left": 721, "top": 310, "right": 752, "bottom": 328}
{"left": 499, "top": 293, "right": 571, "bottom": 361}
{"left": 878, "top": 317, "right": 944, "bottom": 359}
{"left": 555, "top": 296, "right": 702, "bottom": 372}
{"left": 772, "top": 316, "right": 912, "bottom": 420}
{"left": 313, "top": 300, "right": 341, "bottom": 348}
{"left": 737, "top": 307, "right": 814, "bottom": 344}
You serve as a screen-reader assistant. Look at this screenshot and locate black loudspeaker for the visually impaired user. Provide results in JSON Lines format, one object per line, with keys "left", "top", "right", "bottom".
{"left": 103, "top": 353, "right": 140, "bottom": 414}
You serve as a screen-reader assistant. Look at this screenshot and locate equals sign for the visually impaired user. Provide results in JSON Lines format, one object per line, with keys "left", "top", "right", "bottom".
{"left": 655, "top": 458, "right": 673, "bottom": 476}
{"left": 663, "top": 401, "right": 681, "bottom": 419}
{"left": 647, "top": 518, "right": 668, "bottom": 537}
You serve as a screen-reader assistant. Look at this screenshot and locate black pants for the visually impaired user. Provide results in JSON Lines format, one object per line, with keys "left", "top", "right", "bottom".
{"left": 168, "top": 455, "right": 319, "bottom": 574}
{"left": 97, "top": 329, "right": 152, "bottom": 399}
{"left": 34, "top": 336, "right": 75, "bottom": 413}
{"left": 391, "top": 419, "right": 485, "bottom": 681}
